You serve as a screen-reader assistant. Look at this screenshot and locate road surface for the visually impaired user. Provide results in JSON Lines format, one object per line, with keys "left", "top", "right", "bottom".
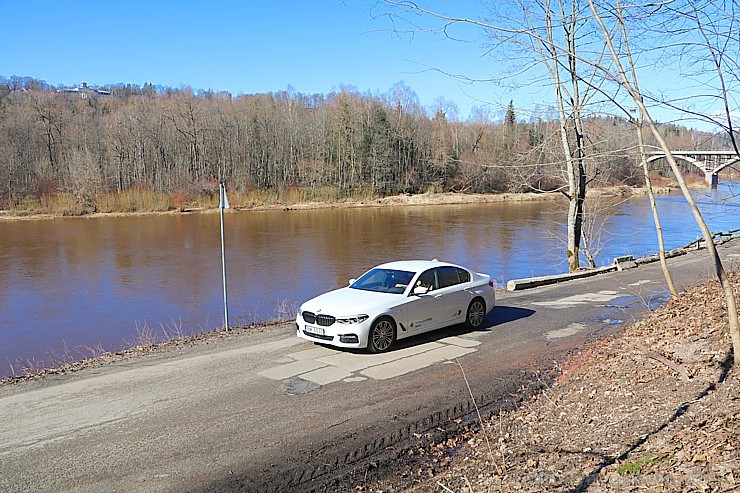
{"left": 1, "top": 241, "right": 738, "bottom": 492}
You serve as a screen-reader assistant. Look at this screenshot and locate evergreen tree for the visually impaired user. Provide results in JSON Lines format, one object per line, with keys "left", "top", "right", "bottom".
{"left": 505, "top": 100, "right": 516, "bottom": 128}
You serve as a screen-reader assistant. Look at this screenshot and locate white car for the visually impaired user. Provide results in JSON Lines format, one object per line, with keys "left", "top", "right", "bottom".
{"left": 296, "top": 260, "right": 496, "bottom": 353}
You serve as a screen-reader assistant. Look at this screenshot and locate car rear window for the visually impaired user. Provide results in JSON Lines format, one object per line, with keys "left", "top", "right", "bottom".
{"left": 437, "top": 266, "right": 470, "bottom": 288}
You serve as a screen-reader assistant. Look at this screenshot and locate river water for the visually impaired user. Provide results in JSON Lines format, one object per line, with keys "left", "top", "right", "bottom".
{"left": 1, "top": 183, "right": 738, "bottom": 377}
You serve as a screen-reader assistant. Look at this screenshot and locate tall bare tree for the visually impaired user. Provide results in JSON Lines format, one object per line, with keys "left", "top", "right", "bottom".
{"left": 615, "top": 3, "right": 679, "bottom": 297}
{"left": 380, "top": 0, "right": 609, "bottom": 271}
{"left": 587, "top": 0, "right": 740, "bottom": 364}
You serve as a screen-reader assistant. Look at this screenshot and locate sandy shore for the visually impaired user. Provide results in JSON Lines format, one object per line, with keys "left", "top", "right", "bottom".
{"left": 0, "top": 186, "right": 674, "bottom": 222}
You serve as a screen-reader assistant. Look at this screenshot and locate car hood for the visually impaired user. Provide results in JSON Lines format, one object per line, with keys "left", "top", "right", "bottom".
{"left": 301, "top": 287, "right": 400, "bottom": 317}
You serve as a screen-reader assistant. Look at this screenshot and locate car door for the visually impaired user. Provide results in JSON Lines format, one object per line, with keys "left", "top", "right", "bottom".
{"left": 434, "top": 266, "right": 469, "bottom": 325}
{"left": 404, "top": 268, "right": 446, "bottom": 333}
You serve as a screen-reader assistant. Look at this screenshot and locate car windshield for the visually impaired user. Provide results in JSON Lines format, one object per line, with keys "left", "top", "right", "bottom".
{"left": 350, "top": 268, "right": 415, "bottom": 294}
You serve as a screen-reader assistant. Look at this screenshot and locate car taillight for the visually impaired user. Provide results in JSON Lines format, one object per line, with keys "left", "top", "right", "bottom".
{"left": 489, "top": 281, "right": 494, "bottom": 287}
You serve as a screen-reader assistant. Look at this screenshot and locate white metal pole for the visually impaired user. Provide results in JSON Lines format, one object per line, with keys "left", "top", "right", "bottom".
{"left": 220, "top": 183, "right": 229, "bottom": 331}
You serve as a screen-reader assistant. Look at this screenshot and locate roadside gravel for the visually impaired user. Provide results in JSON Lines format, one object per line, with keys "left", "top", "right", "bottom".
{"left": 362, "top": 272, "right": 739, "bottom": 492}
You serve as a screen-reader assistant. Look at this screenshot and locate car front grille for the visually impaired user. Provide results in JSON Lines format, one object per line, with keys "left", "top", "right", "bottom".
{"left": 302, "top": 330, "right": 334, "bottom": 341}
{"left": 302, "top": 311, "right": 335, "bottom": 326}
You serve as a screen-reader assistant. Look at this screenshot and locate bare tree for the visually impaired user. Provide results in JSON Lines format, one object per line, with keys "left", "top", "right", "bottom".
{"left": 0, "top": 68, "right": 728, "bottom": 230}
{"left": 641, "top": 0, "right": 740, "bottom": 153}
{"left": 636, "top": 119, "right": 679, "bottom": 296}
{"left": 587, "top": 0, "right": 739, "bottom": 364}
{"left": 540, "top": 0, "right": 590, "bottom": 271}
{"left": 380, "top": 0, "right": 611, "bottom": 271}
{"left": 614, "top": 4, "right": 679, "bottom": 297}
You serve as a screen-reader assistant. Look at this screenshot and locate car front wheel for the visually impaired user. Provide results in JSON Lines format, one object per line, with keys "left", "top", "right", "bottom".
{"left": 466, "top": 298, "right": 486, "bottom": 329}
{"left": 368, "top": 317, "right": 396, "bottom": 353}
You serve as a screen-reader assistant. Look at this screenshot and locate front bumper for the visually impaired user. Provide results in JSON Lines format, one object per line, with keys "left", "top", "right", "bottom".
{"left": 295, "top": 315, "right": 370, "bottom": 349}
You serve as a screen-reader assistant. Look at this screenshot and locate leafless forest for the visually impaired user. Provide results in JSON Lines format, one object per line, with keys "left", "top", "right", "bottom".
{"left": 0, "top": 76, "right": 725, "bottom": 213}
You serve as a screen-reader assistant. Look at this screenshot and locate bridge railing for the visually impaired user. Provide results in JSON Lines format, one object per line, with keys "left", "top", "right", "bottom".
{"left": 646, "top": 151, "right": 739, "bottom": 187}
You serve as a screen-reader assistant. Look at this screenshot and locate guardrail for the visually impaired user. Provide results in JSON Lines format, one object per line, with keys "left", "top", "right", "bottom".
{"left": 679, "top": 228, "right": 739, "bottom": 251}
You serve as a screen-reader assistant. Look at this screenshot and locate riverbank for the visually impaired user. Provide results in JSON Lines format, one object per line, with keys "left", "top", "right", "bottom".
{"left": 276, "top": 185, "right": 673, "bottom": 211}
{"left": 0, "top": 185, "right": 674, "bottom": 222}
{"left": 0, "top": 318, "right": 279, "bottom": 386}
{"left": 364, "top": 272, "right": 739, "bottom": 492}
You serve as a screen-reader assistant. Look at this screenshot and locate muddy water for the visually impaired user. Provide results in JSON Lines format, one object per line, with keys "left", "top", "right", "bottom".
{"left": 1, "top": 184, "right": 738, "bottom": 376}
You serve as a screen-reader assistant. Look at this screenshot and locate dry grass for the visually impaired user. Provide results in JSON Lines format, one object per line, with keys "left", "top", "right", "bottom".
{"left": 6, "top": 193, "right": 86, "bottom": 215}
{"left": 2, "top": 186, "right": 379, "bottom": 216}
{"left": 4, "top": 189, "right": 173, "bottom": 215}
{"left": 270, "top": 299, "right": 299, "bottom": 324}
{"left": 96, "top": 189, "right": 172, "bottom": 213}
{"left": 129, "top": 319, "right": 191, "bottom": 349}
{"left": 229, "top": 185, "right": 377, "bottom": 208}
{"left": 0, "top": 184, "right": 708, "bottom": 221}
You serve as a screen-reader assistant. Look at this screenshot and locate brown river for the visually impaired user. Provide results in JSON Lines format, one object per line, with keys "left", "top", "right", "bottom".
{"left": 1, "top": 184, "right": 738, "bottom": 377}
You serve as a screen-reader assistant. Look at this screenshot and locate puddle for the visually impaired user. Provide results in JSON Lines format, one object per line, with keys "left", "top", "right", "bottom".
{"left": 596, "top": 292, "right": 670, "bottom": 327}
{"left": 604, "top": 293, "right": 670, "bottom": 311}
{"left": 603, "top": 295, "right": 639, "bottom": 308}
{"left": 647, "top": 295, "right": 670, "bottom": 310}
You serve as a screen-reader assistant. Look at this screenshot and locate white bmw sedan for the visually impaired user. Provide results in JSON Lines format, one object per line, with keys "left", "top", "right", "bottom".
{"left": 296, "top": 260, "right": 495, "bottom": 353}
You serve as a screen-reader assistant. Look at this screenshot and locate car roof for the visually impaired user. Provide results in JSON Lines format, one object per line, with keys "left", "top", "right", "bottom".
{"left": 373, "top": 259, "right": 466, "bottom": 273}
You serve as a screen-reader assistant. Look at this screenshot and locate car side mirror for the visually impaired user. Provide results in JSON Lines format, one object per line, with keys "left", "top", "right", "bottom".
{"left": 349, "top": 278, "right": 356, "bottom": 286}
{"left": 413, "top": 286, "right": 429, "bottom": 295}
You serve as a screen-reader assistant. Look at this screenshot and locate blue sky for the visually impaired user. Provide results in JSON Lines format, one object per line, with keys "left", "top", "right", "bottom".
{"left": 2, "top": 0, "right": 511, "bottom": 120}
{"left": 0, "top": 1, "right": 729, "bottom": 129}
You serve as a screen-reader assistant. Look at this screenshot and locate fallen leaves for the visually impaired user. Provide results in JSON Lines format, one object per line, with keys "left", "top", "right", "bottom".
{"left": 366, "top": 272, "right": 740, "bottom": 493}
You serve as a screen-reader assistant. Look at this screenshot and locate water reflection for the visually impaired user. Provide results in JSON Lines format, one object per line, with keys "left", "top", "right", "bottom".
{"left": 0, "top": 183, "right": 738, "bottom": 377}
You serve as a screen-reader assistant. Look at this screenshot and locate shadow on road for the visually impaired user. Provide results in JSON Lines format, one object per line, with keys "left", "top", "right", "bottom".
{"left": 390, "top": 304, "right": 537, "bottom": 351}
{"left": 313, "top": 305, "right": 536, "bottom": 354}
{"left": 490, "top": 305, "right": 536, "bottom": 326}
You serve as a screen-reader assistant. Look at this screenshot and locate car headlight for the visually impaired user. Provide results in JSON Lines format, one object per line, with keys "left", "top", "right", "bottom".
{"left": 336, "top": 314, "right": 369, "bottom": 324}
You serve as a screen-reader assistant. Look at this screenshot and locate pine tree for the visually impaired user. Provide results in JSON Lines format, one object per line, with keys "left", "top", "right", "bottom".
{"left": 505, "top": 100, "right": 516, "bottom": 128}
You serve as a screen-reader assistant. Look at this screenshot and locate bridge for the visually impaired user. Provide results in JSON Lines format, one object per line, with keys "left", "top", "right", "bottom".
{"left": 647, "top": 150, "right": 740, "bottom": 188}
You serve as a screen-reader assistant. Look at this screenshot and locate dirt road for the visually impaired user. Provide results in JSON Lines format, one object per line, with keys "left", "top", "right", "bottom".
{"left": 1, "top": 241, "right": 738, "bottom": 493}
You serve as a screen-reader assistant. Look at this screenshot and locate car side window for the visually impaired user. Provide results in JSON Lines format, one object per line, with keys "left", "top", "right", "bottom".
{"left": 456, "top": 268, "right": 471, "bottom": 283}
{"left": 437, "top": 266, "right": 462, "bottom": 289}
{"left": 416, "top": 269, "right": 437, "bottom": 291}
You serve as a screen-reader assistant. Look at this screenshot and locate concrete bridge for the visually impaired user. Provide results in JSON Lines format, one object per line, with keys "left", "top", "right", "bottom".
{"left": 647, "top": 150, "right": 739, "bottom": 188}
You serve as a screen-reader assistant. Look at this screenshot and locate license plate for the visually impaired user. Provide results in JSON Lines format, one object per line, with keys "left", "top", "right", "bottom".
{"left": 305, "top": 325, "right": 325, "bottom": 336}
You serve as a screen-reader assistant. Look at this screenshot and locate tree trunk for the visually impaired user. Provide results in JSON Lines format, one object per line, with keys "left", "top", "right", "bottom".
{"left": 646, "top": 122, "right": 739, "bottom": 364}
{"left": 588, "top": 0, "right": 740, "bottom": 365}
{"left": 547, "top": 7, "right": 586, "bottom": 272}
{"left": 636, "top": 123, "right": 678, "bottom": 297}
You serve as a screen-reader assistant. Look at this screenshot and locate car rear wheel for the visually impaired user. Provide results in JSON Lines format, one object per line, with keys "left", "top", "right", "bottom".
{"left": 466, "top": 298, "right": 486, "bottom": 329}
{"left": 368, "top": 317, "right": 396, "bottom": 353}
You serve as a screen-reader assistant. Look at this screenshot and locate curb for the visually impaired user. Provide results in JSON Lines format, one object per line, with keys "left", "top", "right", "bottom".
{"left": 506, "top": 264, "right": 617, "bottom": 291}
{"left": 506, "top": 232, "right": 739, "bottom": 291}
